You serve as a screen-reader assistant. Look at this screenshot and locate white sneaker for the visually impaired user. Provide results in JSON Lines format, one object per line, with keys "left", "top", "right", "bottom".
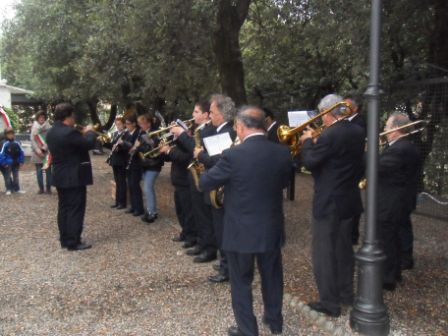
{"left": 17, "top": 190, "right": 26, "bottom": 194}
{"left": 5, "top": 190, "right": 12, "bottom": 195}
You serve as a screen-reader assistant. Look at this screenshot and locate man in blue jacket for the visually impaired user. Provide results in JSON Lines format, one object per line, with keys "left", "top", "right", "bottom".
{"left": 200, "top": 106, "right": 292, "bottom": 336}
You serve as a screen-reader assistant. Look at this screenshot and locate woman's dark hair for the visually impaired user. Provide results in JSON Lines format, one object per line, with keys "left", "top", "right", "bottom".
{"left": 115, "top": 116, "right": 125, "bottom": 123}
{"left": 125, "top": 113, "right": 138, "bottom": 124}
{"left": 195, "top": 100, "right": 210, "bottom": 114}
{"left": 54, "top": 103, "right": 74, "bottom": 121}
{"left": 35, "top": 110, "right": 47, "bottom": 120}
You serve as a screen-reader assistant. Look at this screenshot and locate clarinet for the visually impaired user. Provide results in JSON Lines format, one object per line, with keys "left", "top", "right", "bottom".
{"left": 126, "top": 129, "right": 142, "bottom": 170}
{"left": 106, "top": 131, "right": 125, "bottom": 165}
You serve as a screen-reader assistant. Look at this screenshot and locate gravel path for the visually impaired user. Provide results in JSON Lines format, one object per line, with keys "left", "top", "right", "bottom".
{"left": 0, "top": 156, "right": 446, "bottom": 335}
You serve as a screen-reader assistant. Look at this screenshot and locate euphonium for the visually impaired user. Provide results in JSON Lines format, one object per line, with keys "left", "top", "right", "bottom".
{"left": 188, "top": 121, "right": 210, "bottom": 190}
{"left": 74, "top": 123, "right": 112, "bottom": 143}
{"left": 277, "top": 101, "right": 354, "bottom": 156}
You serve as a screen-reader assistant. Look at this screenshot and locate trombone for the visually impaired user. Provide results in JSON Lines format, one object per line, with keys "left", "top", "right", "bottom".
{"left": 277, "top": 101, "right": 354, "bottom": 156}
{"left": 358, "top": 119, "right": 428, "bottom": 190}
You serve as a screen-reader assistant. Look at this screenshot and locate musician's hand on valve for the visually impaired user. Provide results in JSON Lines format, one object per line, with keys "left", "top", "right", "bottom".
{"left": 170, "top": 126, "right": 185, "bottom": 137}
{"left": 194, "top": 146, "right": 203, "bottom": 159}
{"left": 83, "top": 125, "right": 94, "bottom": 134}
{"left": 300, "top": 128, "right": 314, "bottom": 144}
{"left": 159, "top": 143, "right": 171, "bottom": 154}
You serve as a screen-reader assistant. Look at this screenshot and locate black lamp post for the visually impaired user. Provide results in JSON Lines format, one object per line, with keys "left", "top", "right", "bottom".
{"left": 350, "top": 0, "right": 390, "bottom": 335}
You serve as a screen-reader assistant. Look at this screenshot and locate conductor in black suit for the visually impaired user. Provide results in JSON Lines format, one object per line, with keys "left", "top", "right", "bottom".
{"left": 300, "top": 94, "right": 365, "bottom": 317}
{"left": 46, "top": 103, "right": 97, "bottom": 251}
{"left": 378, "top": 112, "right": 421, "bottom": 291}
{"left": 200, "top": 106, "right": 292, "bottom": 336}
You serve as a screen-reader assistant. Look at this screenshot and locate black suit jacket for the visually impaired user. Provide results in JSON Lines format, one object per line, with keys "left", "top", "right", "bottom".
{"left": 104, "top": 130, "right": 128, "bottom": 166}
{"left": 177, "top": 122, "right": 216, "bottom": 154}
{"left": 165, "top": 141, "right": 193, "bottom": 187}
{"left": 199, "top": 135, "right": 292, "bottom": 253}
{"left": 46, "top": 121, "right": 97, "bottom": 188}
{"left": 350, "top": 113, "right": 367, "bottom": 137}
{"left": 267, "top": 121, "right": 280, "bottom": 143}
{"left": 301, "top": 120, "right": 365, "bottom": 219}
{"left": 378, "top": 137, "right": 422, "bottom": 218}
{"left": 198, "top": 122, "right": 236, "bottom": 169}
{"left": 121, "top": 128, "right": 142, "bottom": 169}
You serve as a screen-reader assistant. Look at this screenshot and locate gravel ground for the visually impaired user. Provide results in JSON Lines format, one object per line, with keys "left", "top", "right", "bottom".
{"left": 0, "top": 156, "right": 446, "bottom": 336}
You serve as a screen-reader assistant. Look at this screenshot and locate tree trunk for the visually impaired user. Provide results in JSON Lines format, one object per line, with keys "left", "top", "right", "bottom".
{"left": 87, "top": 98, "right": 101, "bottom": 128}
{"left": 212, "top": 0, "right": 251, "bottom": 106}
{"left": 104, "top": 104, "right": 118, "bottom": 131}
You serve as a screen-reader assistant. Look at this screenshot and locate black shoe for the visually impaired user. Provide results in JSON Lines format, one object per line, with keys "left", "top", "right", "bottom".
{"left": 67, "top": 243, "right": 92, "bottom": 251}
{"left": 133, "top": 211, "right": 144, "bottom": 217}
{"left": 227, "top": 326, "right": 243, "bottom": 336}
{"left": 186, "top": 246, "right": 203, "bottom": 256}
{"left": 213, "top": 263, "right": 221, "bottom": 272}
{"left": 141, "top": 213, "right": 156, "bottom": 224}
{"left": 110, "top": 204, "right": 118, "bottom": 208}
{"left": 172, "top": 235, "right": 185, "bottom": 242}
{"left": 125, "top": 208, "right": 135, "bottom": 214}
{"left": 262, "top": 317, "right": 282, "bottom": 334}
{"left": 308, "top": 301, "right": 341, "bottom": 317}
{"left": 208, "top": 273, "right": 229, "bottom": 283}
{"left": 182, "top": 240, "right": 196, "bottom": 249}
{"left": 382, "top": 283, "right": 396, "bottom": 291}
{"left": 194, "top": 251, "right": 217, "bottom": 263}
{"left": 116, "top": 204, "right": 126, "bottom": 210}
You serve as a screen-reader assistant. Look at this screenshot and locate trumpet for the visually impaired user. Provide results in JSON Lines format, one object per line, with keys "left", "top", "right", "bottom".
{"left": 146, "top": 118, "right": 195, "bottom": 139}
{"left": 140, "top": 118, "right": 195, "bottom": 159}
{"left": 358, "top": 119, "right": 428, "bottom": 190}
{"left": 277, "top": 101, "right": 354, "bottom": 156}
{"left": 74, "top": 123, "right": 112, "bottom": 143}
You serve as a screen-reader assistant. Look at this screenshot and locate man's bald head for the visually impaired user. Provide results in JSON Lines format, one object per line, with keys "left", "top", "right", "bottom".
{"left": 236, "top": 106, "right": 266, "bottom": 131}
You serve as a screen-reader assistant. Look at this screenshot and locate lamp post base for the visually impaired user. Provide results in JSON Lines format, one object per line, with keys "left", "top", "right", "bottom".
{"left": 350, "top": 243, "right": 390, "bottom": 336}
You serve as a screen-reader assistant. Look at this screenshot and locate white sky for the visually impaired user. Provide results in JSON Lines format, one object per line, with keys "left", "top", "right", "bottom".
{"left": 0, "top": 0, "right": 19, "bottom": 25}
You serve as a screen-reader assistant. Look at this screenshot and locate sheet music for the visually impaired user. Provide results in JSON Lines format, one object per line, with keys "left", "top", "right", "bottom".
{"left": 288, "top": 110, "right": 314, "bottom": 127}
{"left": 203, "top": 132, "right": 233, "bottom": 156}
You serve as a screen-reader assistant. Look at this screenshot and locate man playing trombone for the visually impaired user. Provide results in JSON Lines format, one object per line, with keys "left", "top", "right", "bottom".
{"left": 378, "top": 112, "right": 422, "bottom": 290}
{"left": 300, "top": 94, "right": 365, "bottom": 317}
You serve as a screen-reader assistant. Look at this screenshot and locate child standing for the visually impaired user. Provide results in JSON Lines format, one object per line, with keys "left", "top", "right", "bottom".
{"left": 0, "top": 128, "right": 25, "bottom": 195}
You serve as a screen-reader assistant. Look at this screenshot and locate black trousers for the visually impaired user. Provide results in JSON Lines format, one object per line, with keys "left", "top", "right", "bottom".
{"left": 56, "top": 186, "right": 87, "bottom": 247}
{"left": 351, "top": 214, "right": 361, "bottom": 244}
{"left": 174, "top": 185, "right": 196, "bottom": 243}
{"left": 212, "top": 207, "right": 228, "bottom": 275}
{"left": 112, "top": 165, "right": 127, "bottom": 206}
{"left": 190, "top": 186, "right": 216, "bottom": 252}
{"left": 399, "top": 212, "right": 414, "bottom": 267}
{"left": 126, "top": 166, "right": 144, "bottom": 213}
{"left": 379, "top": 208, "right": 403, "bottom": 284}
{"left": 312, "top": 209, "right": 354, "bottom": 313}
{"left": 227, "top": 249, "right": 283, "bottom": 336}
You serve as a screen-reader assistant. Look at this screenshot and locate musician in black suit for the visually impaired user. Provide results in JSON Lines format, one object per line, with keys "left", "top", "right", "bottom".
{"left": 194, "top": 94, "right": 237, "bottom": 283}
{"left": 46, "top": 103, "right": 97, "bottom": 251}
{"left": 104, "top": 116, "right": 128, "bottom": 209}
{"left": 171, "top": 101, "right": 218, "bottom": 258}
{"left": 200, "top": 106, "right": 291, "bottom": 336}
{"left": 264, "top": 108, "right": 279, "bottom": 143}
{"left": 121, "top": 114, "right": 144, "bottom": 217}
{"left": 300, "top": 94, "right": 365, "bottom": 317}
{"left": 159, "top": 134, "right": 197, "bottom": 246}
{"left": 344, "top": 95, "right": 367, "bottom": 245}
{"left": 378, "top": 113, "right": 422, "bottom": 291}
